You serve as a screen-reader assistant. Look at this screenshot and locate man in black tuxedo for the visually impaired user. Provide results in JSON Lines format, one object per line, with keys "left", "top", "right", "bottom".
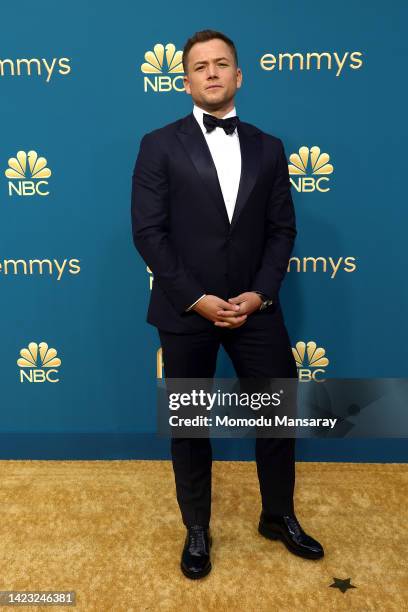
{"left": 131, "top": 29, "right": 323, "bottom": 579}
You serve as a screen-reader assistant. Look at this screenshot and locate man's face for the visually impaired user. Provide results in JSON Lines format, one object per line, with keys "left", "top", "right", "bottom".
{"left": 183, "top": 38, "right": 242, "bottom": 111}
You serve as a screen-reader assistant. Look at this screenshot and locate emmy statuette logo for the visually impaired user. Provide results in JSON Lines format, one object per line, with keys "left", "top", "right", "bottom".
{"left": 147, "top": 266, "right": 153, "bottom": 289}
{"left": 157, "top": 347, "right": 164, "bottom": 379}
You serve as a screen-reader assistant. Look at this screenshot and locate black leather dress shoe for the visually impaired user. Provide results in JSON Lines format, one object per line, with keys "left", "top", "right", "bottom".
{"left": 181, "top": 525, "right": 212, "bottom": 579}
{"left": 258, "top": 512, "right": 324, "bottom": 560}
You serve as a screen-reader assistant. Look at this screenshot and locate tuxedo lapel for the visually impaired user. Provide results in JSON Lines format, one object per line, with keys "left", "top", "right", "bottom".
{"left": 177, "top": 113, "right": 230, "bottom": 228}
{"left": 176, "top": 112, "right": 262, "bottom": 231}
{"left": 230, "top": 120, "right": 262, "bottom": 230}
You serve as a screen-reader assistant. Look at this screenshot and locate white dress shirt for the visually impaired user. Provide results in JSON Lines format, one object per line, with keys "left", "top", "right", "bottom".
{"left": 192, "top": 103, "right": 242, "bottom": 224}
{"left": 185, "top": 104, "right": 241, "bottom": 312}
{"left": 185, "top": 104, "right": 271, "bottom": 312}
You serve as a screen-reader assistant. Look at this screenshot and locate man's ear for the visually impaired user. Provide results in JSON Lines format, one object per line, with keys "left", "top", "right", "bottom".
{"left": 183, "top": 76, "right": 191, "bottom": 94}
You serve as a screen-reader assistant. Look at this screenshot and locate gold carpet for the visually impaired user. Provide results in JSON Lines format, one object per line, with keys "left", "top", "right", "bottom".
{"left": 0, "top": 460, "right": 406, "bottom": 611}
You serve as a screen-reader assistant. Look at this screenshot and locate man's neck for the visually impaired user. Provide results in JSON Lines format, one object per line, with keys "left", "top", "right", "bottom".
{"left": 194, "top": 102, "right": 235, "bottom": 119}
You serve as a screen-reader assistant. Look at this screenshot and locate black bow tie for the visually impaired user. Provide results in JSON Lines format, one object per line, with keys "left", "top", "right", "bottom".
{"left": 203, "top": 113, "right": 239, "bottom": 135}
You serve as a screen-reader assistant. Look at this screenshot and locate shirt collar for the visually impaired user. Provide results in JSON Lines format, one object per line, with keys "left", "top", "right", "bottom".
{"left": 193, "top": 104, "right": 237, "bottom": 135}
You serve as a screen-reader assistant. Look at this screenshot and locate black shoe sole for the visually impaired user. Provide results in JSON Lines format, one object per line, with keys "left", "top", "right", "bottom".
{"left": 180, "top": 535, "right": 213, "bottom": 579}
{"left": 258, "top": 522, "right": 324, "bottom": 560}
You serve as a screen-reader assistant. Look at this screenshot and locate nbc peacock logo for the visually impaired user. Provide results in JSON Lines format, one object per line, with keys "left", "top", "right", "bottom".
{"left": 292, "top": 341, "right": 329, "bottom": 381}
{"left": 141, "top": 43, "right": 185, "bottom": 93}
{"left": 5, "top": 150, "right": 52, "bottom": 197}
{"left": 288, "top": 146, "right": 333, "bottom": 193}
{"left": 17, "top": 341, "right": 61, "bottom": 383}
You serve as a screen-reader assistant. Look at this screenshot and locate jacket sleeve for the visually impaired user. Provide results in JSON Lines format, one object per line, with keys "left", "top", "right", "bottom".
{"left": 131, "top": 132, "right": 206, "bottom": 315}
{"left": 250, "top": 138, "right": 297, "bottom": 302}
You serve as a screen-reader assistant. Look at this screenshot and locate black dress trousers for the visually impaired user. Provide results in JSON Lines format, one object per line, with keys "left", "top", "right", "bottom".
{"left": 158, "top": 305, "right": 298, "bottom": 528}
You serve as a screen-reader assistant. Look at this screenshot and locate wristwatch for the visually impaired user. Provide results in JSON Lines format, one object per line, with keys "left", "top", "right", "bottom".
{"left": 253, "top": 291, "right": 274, "bottom": 311}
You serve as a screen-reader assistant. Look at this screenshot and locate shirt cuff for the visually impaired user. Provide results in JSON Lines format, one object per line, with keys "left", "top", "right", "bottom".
{"left": 185, "top": 294, "right": 207, "bottom": 312}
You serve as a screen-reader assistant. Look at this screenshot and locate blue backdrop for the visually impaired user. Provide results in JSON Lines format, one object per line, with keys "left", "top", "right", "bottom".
{"left": 1, "top": 0, "right": 407, "bottom": 461}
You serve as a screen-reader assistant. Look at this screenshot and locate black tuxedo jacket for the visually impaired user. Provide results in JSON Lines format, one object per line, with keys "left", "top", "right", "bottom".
{"left": 131, "top": 111, "right": 296, "bottom": 333}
